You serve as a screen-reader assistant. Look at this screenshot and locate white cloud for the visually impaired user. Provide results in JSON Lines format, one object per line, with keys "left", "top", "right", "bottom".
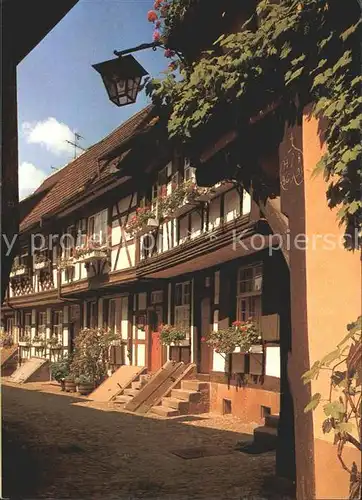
{"left": 22, "top": 117, "right": 74, "bottom": 156}
{"left": 19, "top": 162, "right": 47, "bottom": 199}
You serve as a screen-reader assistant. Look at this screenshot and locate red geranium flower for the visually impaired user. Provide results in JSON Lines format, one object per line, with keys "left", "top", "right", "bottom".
{"left": 155, "top": 20, "right": 161, "bottom": 29}
{"left": 153, "top": 30, "right": 161, "bottom": 41}
{"left": 164, "top": 48, "right": 175, "bottom": 58}
{"left": 201, "top": 336, "right": 206, "bottom": 342}
{"left": 147, "top": 10, "right": 158, "bottom": 23}
{"left": 232, "top": 320, "right": 243, "bottom": 327}
{"left": 154, "top": 0, "right": 163, "bottom": 9}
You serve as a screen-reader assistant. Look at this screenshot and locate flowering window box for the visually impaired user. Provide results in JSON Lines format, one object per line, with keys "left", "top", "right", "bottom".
{"left": 32, "top": 342, "right": 45, "bottom": 348}
{"left": 18, "top": 341, "right": 31, "bottom": 347}
{"left": 10, "top": 265, "right": 28, "bottom": 278}
{"left": 171, "top": 198, "right": 199, "bottom": 218}
{"left": 49, "top": 344, "right": 63, "bottom": 350}
{"left": 135, "top": 218, "right": 159, "bottom": 236}
{"left": 73, "top": 247, "right": 109, "bottom": 264}
{"left": 196, "top": 181, "right": 235, "bottom": 202}
{"left": 125, "top": 207, "right": 159, "bottom": 237}
{"left": 34, "top": 259, "right": 51, "bottom": 271}
{"left": 57, "top": 258, "right": 75, "bottom": 271}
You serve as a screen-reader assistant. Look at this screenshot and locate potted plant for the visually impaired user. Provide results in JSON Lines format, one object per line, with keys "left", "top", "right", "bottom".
{"left": 70, "top": 327, "right": 120, "bottom": 388}
{"left": 159, "top": 324, "right": 188, "bottom": 346}
{"left": 64, "top": 374, "right": 76, "bottom": 393}
{"left": 32, "top": 334, "right": 46, "bottom": 348}
{"left": 48, "top": 335, "right": 62, "bottom": 350}
{"left": 18, "top": 334, "right": 31, "bottom": 347}
{"left": 76, "top": 374, "right": 95, "bottom": 395}
{"left": 50, "top": 357, "right": 71, "bottom": 391}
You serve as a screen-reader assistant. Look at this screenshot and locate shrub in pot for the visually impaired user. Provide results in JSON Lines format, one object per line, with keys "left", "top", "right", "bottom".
{"left": 50, "top": 357, "right": 71, "bottom": 391}
{"left": 70, "top": 327, "right": 120, "bottom": 388}
{"left": 64, "top": 375, "right": 76, "bottom": 393}
{"left": 76, "top": 375, "right": 94, "bottom": 395}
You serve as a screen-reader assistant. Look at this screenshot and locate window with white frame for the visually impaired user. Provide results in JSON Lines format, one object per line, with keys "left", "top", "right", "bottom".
{"left": 24, "top": 313, "right": 32, "bottom": 335}
{"left": 6, "top": 317, "right": 14, "bottom": 335}
{"left": 174, "top": 281, "right": 191, "bottom": 330}
{"left": 151, "top": 290, "right": 163, "bottom": 304}
{"left": 63, "top": 225, "right": 74, "bottom": 258}
{"left": 236, "top": 263, "right": 263, "bottom": 323}
{"left": 76, "top": 219, "right": 87, "bottom": 248}
{"left": 184, "top": 159, "right": 196, "bottom": 182}
{"left": 86, "top": 301, "right": 98, "bottom": 329}
{"left": 53, "top": 311, "right": 63, "bottom": 339}
{"left": 88, "top": 209, "right": 108, "bottom": 246}
{"left": 38, "top": 311, "right": 47, "bottom": 336}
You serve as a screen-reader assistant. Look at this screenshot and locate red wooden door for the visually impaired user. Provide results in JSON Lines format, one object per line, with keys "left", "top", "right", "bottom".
{"left": 150, "top": 331, "right": 162, "bottom": 372}
{"left": 149, "top": 306, "right": 164, "bottom": 373}
{"left": 200, "top": 297, "right": 212, "bottom": 374}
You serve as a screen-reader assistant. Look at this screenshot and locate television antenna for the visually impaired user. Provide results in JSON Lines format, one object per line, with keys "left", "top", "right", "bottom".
{"left": 66, "top": 132, "right": 86, "bottom": 159}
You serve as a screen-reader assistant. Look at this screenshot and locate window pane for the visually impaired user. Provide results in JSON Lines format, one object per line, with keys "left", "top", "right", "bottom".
{"left": 175, "top": 284, "right": 182, "bottom": 306}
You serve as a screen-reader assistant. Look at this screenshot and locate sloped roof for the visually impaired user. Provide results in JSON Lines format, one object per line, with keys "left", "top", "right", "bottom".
{"left": 33, "top": 166, "right": 67, "bottom": 195}
{"left": 20, "top": 106, "right": 153, "bottom": 232}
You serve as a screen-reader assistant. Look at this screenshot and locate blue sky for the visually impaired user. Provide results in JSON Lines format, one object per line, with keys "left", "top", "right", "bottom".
{"left": 18, "top": 0, "right": 166, "bottom": 198}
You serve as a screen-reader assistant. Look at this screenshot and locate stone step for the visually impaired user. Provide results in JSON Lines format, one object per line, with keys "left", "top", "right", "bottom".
{"left": 171, "top": 389, "right": 201, "bottom": 402}
{"left": 151, "top": 405, "right": 180, "bottom": 418}
{"left": 253, "top": 426, "right": 278, "bottom": 451}
{"left": 123, "top": 388, "right": 139, "bottom": 397}
{"left": 265, "top": 414, "right": 279, "bottom": 429}
{"left": 114, "top": 394, "right": 133, "bottom": 405}
{"left": 132, "top": 380, "right": 142, "bottom": 390}
{"left": 162, "top": 397, "right": 190, "bottom": 412}
{"left": 181, "top": 380, "right": 209, "bottom": 392}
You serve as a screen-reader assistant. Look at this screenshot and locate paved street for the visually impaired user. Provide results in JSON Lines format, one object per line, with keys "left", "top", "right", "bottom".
{"left": 2, "top": 380, "right": 294, "bottom": 499}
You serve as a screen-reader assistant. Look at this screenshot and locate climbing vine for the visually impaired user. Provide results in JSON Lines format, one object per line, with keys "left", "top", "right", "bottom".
{"left": 146, "top": 0, "right": 362, "bottom": 247}
{"left": 303, "top": 317, "right": 362, "bottom": 499}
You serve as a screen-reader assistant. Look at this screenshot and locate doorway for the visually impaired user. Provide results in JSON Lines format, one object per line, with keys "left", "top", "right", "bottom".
{"left": 69, "top": 305, "right": 81, "bottom": 353}
{"left": 200, "top": 297, "right": 212, "bottom": 373}
{"left": 149, "top": 306, "right": 164, "bottom": 373}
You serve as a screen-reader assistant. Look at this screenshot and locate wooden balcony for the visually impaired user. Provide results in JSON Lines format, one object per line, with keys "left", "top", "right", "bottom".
{"left": 136, "top": 215, "right": 273, "bottom": 279}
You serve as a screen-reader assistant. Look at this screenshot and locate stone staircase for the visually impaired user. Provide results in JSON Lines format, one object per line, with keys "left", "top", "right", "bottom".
{"left": 237, "top": 413, "right": 279, "bottom": 454}
{"left": 253, "top": 414, "right": 279, "bottom": 450}
{"left": 114, "top": 373, "right": 152, "bottom": 407}
{"left": 151, "top": 379, "right": 210, "bottom": 418}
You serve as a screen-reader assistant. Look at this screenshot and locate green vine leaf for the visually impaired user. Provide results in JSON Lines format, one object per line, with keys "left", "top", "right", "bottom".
{"left": 323, "top": 401, "right": 345, "bottom": 419}
{"left": 304, "top": 393, "right": 321, "bottom": 413}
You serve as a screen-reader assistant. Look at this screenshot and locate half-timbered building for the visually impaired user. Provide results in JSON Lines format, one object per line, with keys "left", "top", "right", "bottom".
{"left": 3, "top": 104, "right": 288, "bottom": 426}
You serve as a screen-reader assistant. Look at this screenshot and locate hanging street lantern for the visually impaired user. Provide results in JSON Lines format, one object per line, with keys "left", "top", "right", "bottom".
{"left": 93, "top": 54, "right": 148, "bottom": 107}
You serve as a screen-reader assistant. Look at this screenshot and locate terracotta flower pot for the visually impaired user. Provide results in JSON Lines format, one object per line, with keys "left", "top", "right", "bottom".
{"left": 78, "top": 382, "right": 94, "bottom": 396}
{"left": 64, "top": 380, "right": 76, "bottom": 393}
